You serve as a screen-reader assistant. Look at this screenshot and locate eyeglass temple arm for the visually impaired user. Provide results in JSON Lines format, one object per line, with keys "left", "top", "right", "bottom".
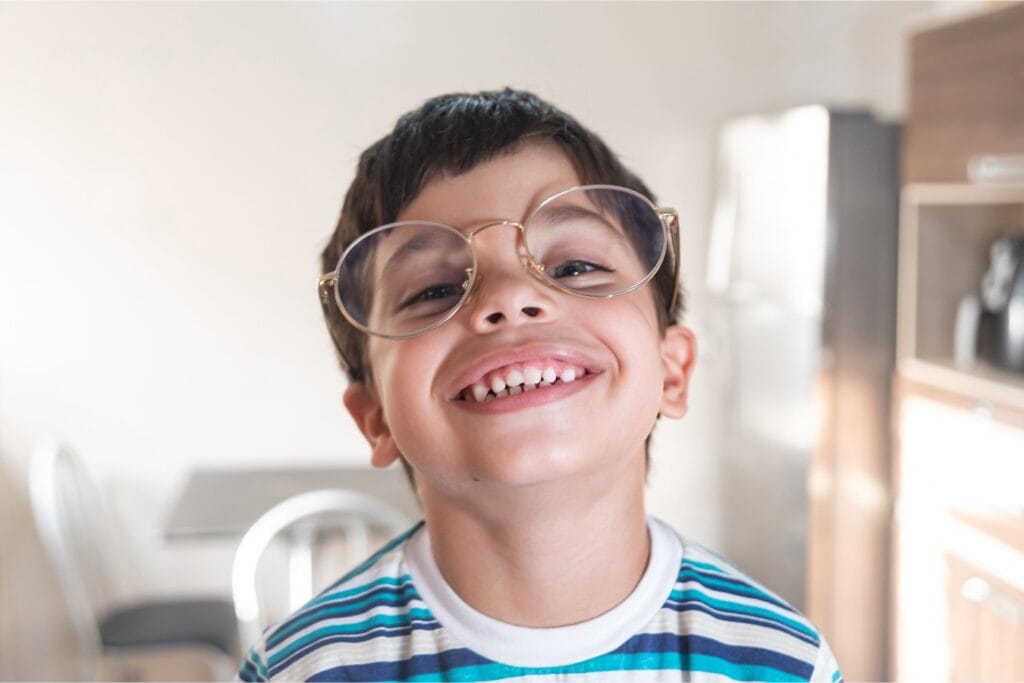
{"left": 316, "top": 273, "right": 361, "bottom": 379}
{"left": 317, "top": 274, "right": 336, "bottom": 316}
{"left": 658, "top": 209, "right": 681, "bottom": 315}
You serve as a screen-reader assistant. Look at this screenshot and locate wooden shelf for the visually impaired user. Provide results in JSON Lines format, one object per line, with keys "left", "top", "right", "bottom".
{"left": 898, "top": 356, "right": 1024, "bottom": 420}
{"left": 897, "top": 183, "right": 1024, "bottom": 372}
{"left": 904, "top": 183, "right": 1024, "bottom": 206}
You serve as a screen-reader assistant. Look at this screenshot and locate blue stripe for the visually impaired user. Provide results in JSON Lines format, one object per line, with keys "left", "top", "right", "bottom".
{"left": 239, "top": 648, "right": 269, "bottom": 682}
{"left": 237, "top": 659, "right": 260, "bottom": 682}
{"left": 677, "top": 568, "right": 795, "bottom": 613}
{"left": 268, "top": 608, "right": 437, "bottom": 669}
{"left": 663, "top": 600, "right": 820, "bottom": 647}
{"left": 621, "top": 633, "right": 813, "bottom": 678}
{"left": 678, "top": 576, "right": 793, "bottom": 614}
{"left": 267, "top": 582, "right": 425, "bottom": 649}
{"left": 669, "top": 588, "right": 818, "bottom": 642}
{"left": 308, "top": 574, "right": 418, "bottom": 608}
{"left": 307, "top": 634, "right": 814, "bottom": 681}
{"left": 832, "top": 667, "right": 842, "bottom": 682}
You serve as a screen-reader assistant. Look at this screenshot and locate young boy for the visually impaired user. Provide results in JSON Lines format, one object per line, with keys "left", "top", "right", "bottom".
{"left": 238, "top": 89, "right": 842, "bottom": 682}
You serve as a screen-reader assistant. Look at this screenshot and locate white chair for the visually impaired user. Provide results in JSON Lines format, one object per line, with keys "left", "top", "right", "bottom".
{"left": 29, "top": 439, "right": 239, "bottom": 681}
{"left": 231, "top": 488, "right": 413, "bottom": 649}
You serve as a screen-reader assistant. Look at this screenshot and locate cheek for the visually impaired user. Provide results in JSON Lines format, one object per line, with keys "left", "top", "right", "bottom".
{"left": 370, "top": 335, "right": 441, "bottom": 390}
{"left": 605, "top": 301, "right": 667, "bottom": 408}
{"left": 622, "top": 342, "right": 667, "bottom": 423}
{"left": 372, "top": 339, "right": 450, "bottom": 443}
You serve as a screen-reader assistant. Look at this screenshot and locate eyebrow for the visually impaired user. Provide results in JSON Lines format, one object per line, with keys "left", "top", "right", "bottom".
{"left": 381, "top": 230, "right": 450, "bottom": 274}
{"left": 533, "top": 204, "right": 630, "bottom": 245}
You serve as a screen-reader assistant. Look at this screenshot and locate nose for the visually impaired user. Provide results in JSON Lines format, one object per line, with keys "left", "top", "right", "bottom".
{"left": 463, "top": 222, "right": 558, "bottom": 332}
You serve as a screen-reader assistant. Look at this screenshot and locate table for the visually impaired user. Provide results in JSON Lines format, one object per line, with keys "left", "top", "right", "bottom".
{"left": 164, "top": 465, "right": 421, "bottom": 542}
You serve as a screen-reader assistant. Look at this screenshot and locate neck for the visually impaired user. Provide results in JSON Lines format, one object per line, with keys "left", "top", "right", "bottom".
{"left": 418, "top": 460, "right": 650, "bottom": 627}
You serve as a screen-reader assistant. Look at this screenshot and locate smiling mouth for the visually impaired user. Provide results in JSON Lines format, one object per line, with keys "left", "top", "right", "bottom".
{"left": 456, "top": 360, "right": 594, "bottom": 403}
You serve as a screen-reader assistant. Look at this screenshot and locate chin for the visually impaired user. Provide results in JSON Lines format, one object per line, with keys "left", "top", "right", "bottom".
{"left": 465, "top": 442, "right": 617, "bottom": 488}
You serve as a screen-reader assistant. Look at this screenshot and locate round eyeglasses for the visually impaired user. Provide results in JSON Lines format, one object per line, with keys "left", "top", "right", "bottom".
{"left": 317, "top": 184, "right": 680, "bottom": 340}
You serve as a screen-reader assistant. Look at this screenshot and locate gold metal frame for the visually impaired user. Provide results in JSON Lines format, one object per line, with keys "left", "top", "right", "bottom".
{"left": 317, "top": 184, "right": 680, "bottom": 360}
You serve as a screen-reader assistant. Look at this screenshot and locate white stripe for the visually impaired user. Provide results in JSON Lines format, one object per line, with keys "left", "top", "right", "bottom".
{"left": 670, "top": 574, "right": 813, "bottom": 634}
{"left": 639, "top": 607, "right": 819, "bottom": 663}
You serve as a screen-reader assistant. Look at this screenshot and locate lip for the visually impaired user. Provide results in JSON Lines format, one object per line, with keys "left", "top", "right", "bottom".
{"left": 445, "top": 342, "right": 605, "bottom": 401}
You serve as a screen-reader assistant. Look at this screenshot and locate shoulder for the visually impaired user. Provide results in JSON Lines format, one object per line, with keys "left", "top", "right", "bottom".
{"left": 238, "top": 522, "right": 443, "bottom": 682}
{"left": 656, "top": 530, "right": 843, "bottom": 682}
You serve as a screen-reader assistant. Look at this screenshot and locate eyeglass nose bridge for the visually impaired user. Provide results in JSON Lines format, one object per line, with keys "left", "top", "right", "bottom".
{"left": 466, "top": 219, "right": 524, "bottom": 239}
{"left": 464, "top": 220, "right": 549, "bottom": 284}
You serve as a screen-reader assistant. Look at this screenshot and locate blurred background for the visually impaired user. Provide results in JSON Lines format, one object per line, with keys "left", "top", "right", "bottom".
{"left": 2, "top": 1, "right": 1023, "bottom": 681}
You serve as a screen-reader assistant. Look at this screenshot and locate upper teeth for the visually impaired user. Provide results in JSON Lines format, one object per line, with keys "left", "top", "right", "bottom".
{"left": 462, "top": 361, "right": 589, "bottom": 402}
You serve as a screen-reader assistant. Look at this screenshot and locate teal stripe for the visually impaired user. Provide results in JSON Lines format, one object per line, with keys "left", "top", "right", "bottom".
{"left": 683, "top": 558, "right": 733, "bottom": 575}
{"left": 270, "top": 589, "right": 429, "bottom": 648}
{"left": 678, "top": 569, "right": 788, "bottom": 608}
{"left": 405, "top": 651, "right": 803, "bottom": 682}
{"left": 669, "top": 588, "right": 817, "bottom": 640}
{"left": 268, "top": 608, "right": 436, "bottom": 668}
{"left": 243, "top": 646, "right": 270, "bottom": 680}
{"left": 307, "top": 574, "right": 417, "bottom": 608}
{"left": 832, "top": 668, "right": 842, "bottom": 682}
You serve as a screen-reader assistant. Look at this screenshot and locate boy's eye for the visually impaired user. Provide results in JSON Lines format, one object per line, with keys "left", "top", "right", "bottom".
{"left": 398, "top": 283, "right": 463, "bottom": 311}
{"left": 549, "top": 260, "right": 613, "bottom": 279}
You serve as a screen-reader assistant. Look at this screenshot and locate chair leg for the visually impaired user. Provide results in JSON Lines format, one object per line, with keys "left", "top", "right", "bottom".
{"left": 101, "top": 645, "right": 238, "bottom": 682}
{"left": 99, "top": 654, "right": 144, "bottom": 682}
{"left": 209, "top": 651, "right": 241, "bottom": 682}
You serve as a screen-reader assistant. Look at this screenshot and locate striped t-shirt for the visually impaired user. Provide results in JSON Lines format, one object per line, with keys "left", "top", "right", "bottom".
{"left": 238, "top": 517, "right": 842, "bottom": 682}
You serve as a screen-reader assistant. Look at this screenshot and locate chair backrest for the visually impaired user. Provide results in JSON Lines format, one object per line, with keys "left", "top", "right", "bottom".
{"left": 28, "top": 440, "right": 122, "bottom": 666}
{"left": 231, "top": 488, "right": 413, "bottom": 647}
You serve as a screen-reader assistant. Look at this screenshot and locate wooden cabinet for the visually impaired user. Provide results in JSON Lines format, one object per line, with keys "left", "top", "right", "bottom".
{"left": 892, "top": 184, "right": 1024, "bottom": 681}
{"left": 903, "top": 3, "right": 1024, "bottom": 184}
{"left": 947, "top": 537, "right": 1024, "bottom": 681}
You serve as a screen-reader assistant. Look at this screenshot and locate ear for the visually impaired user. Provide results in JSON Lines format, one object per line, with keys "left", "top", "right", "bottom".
{"left": 658, "top": 325, "right": 697, "bottom": 419}
{"left": 343, "top": 382, "right": 402, "bottom": 469}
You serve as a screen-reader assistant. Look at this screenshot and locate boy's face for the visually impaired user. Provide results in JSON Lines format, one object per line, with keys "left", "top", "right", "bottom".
{"left": 344, "top": 141, "right": 696, "bottom": 501}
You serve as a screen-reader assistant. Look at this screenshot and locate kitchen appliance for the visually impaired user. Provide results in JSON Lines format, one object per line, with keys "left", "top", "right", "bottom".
{"left": 706, "top": 106, "right": 899, "bottom": 630}
{"left": 978, "top": 233, "right": 1024, "bottom": 373}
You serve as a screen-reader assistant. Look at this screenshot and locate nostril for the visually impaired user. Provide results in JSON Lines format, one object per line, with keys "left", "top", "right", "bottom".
{"left": 522, "top": 307, "right": 541, "bottom": 317}
{"left": 485, "top": 312, "right": 503, "bottom": 324}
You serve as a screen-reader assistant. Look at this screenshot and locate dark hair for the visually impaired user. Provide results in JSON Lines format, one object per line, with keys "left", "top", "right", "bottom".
{"left": 320, "top": 87, "right": 683, "bottom": 385}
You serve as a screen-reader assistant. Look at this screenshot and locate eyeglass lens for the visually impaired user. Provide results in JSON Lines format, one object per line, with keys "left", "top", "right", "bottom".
{"left": 335, "top": 187, "right": 666, "bottom": 338}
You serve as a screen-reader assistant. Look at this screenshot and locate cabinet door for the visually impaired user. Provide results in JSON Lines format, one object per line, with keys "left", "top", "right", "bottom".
{"left": 946, "top": 553, "right": 1024, "bottom": 681}
{"left": 893, "top": 386, "right": 1024, "bottom": 681}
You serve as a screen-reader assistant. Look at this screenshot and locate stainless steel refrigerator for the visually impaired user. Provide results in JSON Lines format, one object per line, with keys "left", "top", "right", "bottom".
{"left": 706, "top": 105, "right": 899, "bottom": 654}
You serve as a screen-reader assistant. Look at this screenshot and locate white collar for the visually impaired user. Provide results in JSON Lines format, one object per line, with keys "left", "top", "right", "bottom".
{"left": 405, "top": 516, "right": 683, "bottom": 667}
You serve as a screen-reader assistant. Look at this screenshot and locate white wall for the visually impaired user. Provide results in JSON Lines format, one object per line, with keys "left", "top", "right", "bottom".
{"left": 0, "top": 1, "right": 951, "bottom": 678}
